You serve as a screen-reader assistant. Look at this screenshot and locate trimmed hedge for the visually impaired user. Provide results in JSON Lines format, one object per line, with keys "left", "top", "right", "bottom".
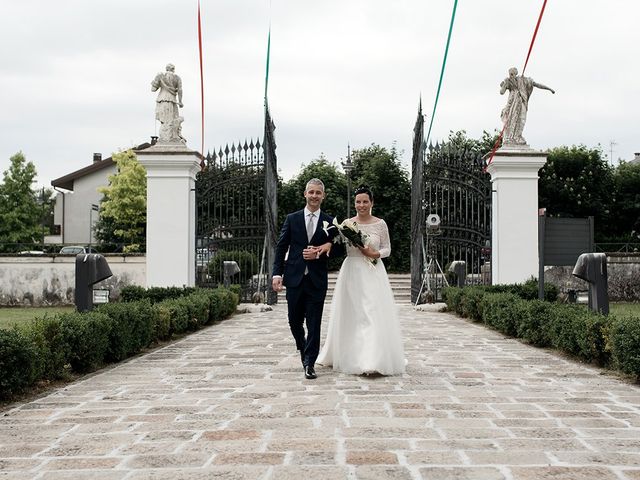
{"left": 481, "top": 293, "right": 526, "bottom": 337}
{"left": 517, "top": 300, "right": 555, "bottom": 347}
{"left": 96, "top": 301, "right": 155, "bottom": 362}
{"left": 609, "top": 315, "right": 640, "bottom": 376}
{"left": 0, "top": 287, "right": 239, "bottom": 399}
{"left": 120, "top": 285, "right": 197, "bottom": 303}
{"left": 59, "top": 311, "right": 112, "bottom": 373}
{"left": 443, "top": 286, "right": 640, "bottom": 379}
{"left": 22, "top": 316, "right": 67, "bottom": 380}
{"left": 482, "top": 278, "right": 559, "bottom": 302}
{"left": 0, "top": 330, "right": 38, "bottom": 397}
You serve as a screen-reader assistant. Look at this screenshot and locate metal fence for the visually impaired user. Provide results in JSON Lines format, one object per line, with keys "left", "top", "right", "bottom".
{"left": 195, "top": 107, "right": 278, "bottom": 303}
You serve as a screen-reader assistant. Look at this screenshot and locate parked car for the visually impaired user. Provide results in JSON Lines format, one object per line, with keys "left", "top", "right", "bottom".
{"left": 59, "top": 246, "right": 99, "bottom": 254}
{"left": 18, "top": 250, "right": 45, "bottom": 255}
{"left": 196, "top": 248, "right": 214, "bottom": 267}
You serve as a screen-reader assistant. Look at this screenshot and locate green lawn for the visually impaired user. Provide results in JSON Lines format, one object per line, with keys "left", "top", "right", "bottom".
{"left": 609, "top": 302, "right": 640, "bottom": 317}
{"left": 0, "top": 306, "right": 75, "bottom": 330}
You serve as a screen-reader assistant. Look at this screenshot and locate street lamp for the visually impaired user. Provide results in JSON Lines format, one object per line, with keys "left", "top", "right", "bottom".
{"left": 609, "top": 140, "right": 617, "bottom": 166}
{"left": 41, "top": 187, "right": 46, "bottom": 246}
{"left": 89, "top": 204, "right": 99, "bottom": 248}
{"left": 341, "top": 144, "right": 354, "bottom": 218}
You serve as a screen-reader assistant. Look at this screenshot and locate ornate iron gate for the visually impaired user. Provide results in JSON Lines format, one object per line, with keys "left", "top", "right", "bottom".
{"left": 411, "top": 108, "right": 492, "bottom": 302}
{"left": 196, "top": 108, "right": 278, "bottom": 303}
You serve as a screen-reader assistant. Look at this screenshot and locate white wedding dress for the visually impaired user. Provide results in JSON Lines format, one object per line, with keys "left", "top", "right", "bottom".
{"left": 317, "top": 219, "right": 406, "bottom": 375}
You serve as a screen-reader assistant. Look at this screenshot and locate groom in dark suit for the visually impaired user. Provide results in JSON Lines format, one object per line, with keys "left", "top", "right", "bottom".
{"left": 272, "top": 178, "right": 339, "bottom": 379}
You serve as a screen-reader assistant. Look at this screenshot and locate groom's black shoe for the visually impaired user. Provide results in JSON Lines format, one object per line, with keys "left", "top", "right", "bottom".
{"left": 304, "top": 365, "right": 317, "bottom": 380}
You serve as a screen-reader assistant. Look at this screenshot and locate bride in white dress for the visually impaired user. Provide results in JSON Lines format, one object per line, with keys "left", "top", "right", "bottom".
{"left": 317, "top": 185, "right": 405, "bottom": 375}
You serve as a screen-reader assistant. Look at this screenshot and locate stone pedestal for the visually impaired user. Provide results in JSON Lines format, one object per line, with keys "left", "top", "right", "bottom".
{"left": 137, "top": 144, "right": 202, "bottom": 287}
{"left": 485, "top": 146, "right": 547, "bottom": 285}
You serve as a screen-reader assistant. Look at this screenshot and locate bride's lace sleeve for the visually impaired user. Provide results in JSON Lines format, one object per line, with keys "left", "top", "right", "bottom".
{"left": 377, "top": 220, "right": 391, "bottom": 259}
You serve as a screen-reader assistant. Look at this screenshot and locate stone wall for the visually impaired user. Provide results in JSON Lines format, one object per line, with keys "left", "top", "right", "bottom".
{"left": 544, "top": 253, "right": 640, "bottom": 302}
{"left": 0, "top": 255, "right": 146, "bottom": 306}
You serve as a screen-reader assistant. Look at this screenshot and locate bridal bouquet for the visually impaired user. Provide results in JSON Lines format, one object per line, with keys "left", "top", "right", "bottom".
{"left": 323, "top": 218, "right": 377, "bottom": 266}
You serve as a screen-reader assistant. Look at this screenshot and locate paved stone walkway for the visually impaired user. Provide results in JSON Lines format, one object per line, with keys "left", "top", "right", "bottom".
{"left": 2, "top": 304, "right": 640, "bottom": 480}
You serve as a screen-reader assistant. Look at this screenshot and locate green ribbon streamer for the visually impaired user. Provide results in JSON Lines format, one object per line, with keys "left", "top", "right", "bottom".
{"left": 425, "top": 0, "right": 459, "bottom": 146}
{"left": 264, "top": 24, "right": 271, "bottom": 104}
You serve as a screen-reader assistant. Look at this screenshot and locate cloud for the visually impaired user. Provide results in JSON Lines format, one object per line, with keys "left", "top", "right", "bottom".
{"left": 1, "top": 0, "right": 639, "bottom": 187}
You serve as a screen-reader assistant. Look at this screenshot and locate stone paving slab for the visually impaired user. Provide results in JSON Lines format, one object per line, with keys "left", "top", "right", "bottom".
{"left": 1, "top": 304, "right": 640, "bottom": 479}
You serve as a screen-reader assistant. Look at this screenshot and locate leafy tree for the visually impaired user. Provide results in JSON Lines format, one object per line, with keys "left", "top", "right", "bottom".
{"left": 93, "top": 210, "right": 123, "bottom": 250}
{"left": 278, "top": 155, "right": 348, "bottom": 227}
{"left": 37, "top": 187, "right": 56, "bottom": 239}
{"left": 277, "top": 147, "right": 412, "bottom": 272}
{"left": 612, "top": 160, "right": 640, "bottom": 241}
{"left": 538, "top": 145, "right": 616, "bottom": 241}
{"left": 350, "top": 144, "right": 411, "bottom": 272}
{"left": 437, "top": 129, "right": 500, "bottom": 157}
{"left": 0, "top": 152, "right": 42, "bottom": 251}
{"left": 96, "top": 150, "right": 146, "bottom": 253}
{"left": 277, "top": 157, "right": 347, "bottom": 271}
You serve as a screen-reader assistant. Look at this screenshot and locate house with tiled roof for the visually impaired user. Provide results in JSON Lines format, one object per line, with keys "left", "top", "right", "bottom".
{"left": 49, "top": 139, "right": 154, "bottom": 245}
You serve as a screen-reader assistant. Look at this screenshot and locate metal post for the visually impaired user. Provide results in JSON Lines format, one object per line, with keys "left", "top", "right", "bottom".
{"left": 41, "top": 187, "right": 46, "bottom": 246}
{"left": 89, "top": 204, "right": 99, "bottom": 248}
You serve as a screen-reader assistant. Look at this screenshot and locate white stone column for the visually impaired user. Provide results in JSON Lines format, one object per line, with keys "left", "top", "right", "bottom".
{"left": 486, "top": 147, "right": 547, "bottom": 285}
{"left": 137, "top": 145, "right": 202, "bottom": 287}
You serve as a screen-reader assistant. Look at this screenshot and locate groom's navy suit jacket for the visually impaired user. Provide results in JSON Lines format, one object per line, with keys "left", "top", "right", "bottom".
{"left": 273, "top": 209, "right": 338, "bottom": 291}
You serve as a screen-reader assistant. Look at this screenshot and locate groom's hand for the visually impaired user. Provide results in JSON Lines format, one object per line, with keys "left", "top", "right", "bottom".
{"left": 303, "top": 246, "right": 320, "bottom": 260}
{"left": 272, "top": 276, "right": 283, "bottom": 292}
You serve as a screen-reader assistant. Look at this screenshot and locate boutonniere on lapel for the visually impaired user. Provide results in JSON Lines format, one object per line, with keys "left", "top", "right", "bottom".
{"left": 322, "top": 220, "right": 336, "bottom": 237}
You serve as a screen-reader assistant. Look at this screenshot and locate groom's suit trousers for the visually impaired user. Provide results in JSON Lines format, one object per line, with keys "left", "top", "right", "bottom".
{"left": 273, "top": 209, "right": 338, "bottom": 368}
{"left": 286, "top": 275, "right": 327, "bottom": 367}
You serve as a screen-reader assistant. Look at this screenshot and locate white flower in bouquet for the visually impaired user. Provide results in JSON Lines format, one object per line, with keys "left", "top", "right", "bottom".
{"left": 330, "top": 218, "right": 377, "bottom": 266}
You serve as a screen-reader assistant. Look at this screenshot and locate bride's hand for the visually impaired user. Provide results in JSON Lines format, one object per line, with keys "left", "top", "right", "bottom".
{"left": 316, "top": 242, "right": 332, "bottom": 257}
{"left": 359, "top": 245, "right": 379, "bottom": 259}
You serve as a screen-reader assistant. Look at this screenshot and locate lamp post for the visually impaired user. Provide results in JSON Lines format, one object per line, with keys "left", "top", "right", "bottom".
{"left": 41, "top": 187, "right": 46, "bottom": 246}
{"left": 341, "top": 144, "right": 354, "bottom": 218}
{"left": 609, "top": 140, "right": 617, "bottom": 166}
{"left": 89, "top": 204, "right": 99, "bottom": 248}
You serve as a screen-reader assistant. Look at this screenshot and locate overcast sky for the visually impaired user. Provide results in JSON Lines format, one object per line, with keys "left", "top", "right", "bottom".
{"left": 1, "top": 1, "right": 638, "bottom": 190}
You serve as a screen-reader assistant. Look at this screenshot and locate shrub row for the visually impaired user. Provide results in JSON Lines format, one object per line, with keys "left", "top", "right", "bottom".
{"left": 442, "top": 286, "right": 640, "bottom": 379}
{"left": 120, "top": 285, "right": 197, "bottom": 303}
{"left": 0, "top": 288, "right": 238, "bottom": 399}
{"left": 484, "top": 277, "right": 559, "bottom": 302}
{"left": 121, "top": 284, "right": 243, "bottom": 304}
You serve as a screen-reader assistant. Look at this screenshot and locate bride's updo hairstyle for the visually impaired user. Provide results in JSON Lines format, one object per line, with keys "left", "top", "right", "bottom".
{"left": 354, "top": 184, "right": 373, "bottom": 202}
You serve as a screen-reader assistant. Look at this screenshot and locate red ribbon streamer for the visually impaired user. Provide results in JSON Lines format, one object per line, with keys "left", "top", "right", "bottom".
{"left": 483, "top": 125, "right": 505, "bottom": 173}
{"left": 485, "top": 0, "right": 548, "bottom": 171}
{"left": 197, "top": 0, "right": 205, "bottom": 164}
{"left": 523, "top": 0, "right": 548, "bottom": 75}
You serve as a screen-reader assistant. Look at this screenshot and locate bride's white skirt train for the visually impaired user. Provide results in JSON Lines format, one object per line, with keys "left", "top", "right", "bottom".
{"left": 317, "top": 256, "right": 406, "bottom": 375}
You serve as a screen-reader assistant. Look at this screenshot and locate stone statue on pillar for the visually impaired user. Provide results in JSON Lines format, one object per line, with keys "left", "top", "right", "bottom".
{"left": 500, "top": 67, "right": 555, "bottom": 146}
{"left": 151, "top": 63, "right": 186, "bottom": 144}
